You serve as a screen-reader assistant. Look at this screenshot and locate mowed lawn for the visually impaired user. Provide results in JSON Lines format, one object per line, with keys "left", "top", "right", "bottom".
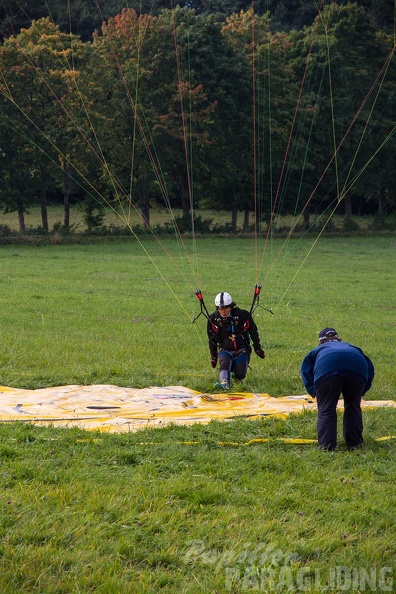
{"left": 0, "top": 234, "right": 395, "bottom": 593}
{"left": 0, "top": 234, "right": 393, "bottom": 398}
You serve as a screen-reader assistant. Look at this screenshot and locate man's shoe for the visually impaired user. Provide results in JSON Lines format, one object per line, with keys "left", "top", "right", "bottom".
{"left": 348, "top": 443, "right": 364, "bottom": 451}
{"left": 315, "top": 444, "right": 336, "bottom": 452}
{"left": 214, "top": 381, "right": 230, "bottom": 390}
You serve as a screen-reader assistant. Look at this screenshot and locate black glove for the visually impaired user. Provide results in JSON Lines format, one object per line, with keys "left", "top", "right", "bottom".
{"left": 210, "top": 357, "right": 217, "bottom": 368}
{"left": 255, "top": 349, "right": 265, "bottom": 359}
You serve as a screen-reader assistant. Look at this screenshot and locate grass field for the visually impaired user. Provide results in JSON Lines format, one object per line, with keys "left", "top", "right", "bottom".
{"left": 0, "top": 234, "right": 394, "bottom": 398}
{"left": 0, "top": 234, "right": 395, "bottom": 593}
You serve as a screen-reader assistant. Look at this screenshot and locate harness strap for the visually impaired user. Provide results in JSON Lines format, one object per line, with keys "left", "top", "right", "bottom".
{"left": 230, "top": 318, "right": 238, "bottom": 351}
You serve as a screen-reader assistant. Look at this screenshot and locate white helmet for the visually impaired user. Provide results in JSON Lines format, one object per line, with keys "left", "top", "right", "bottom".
{"left": 215, "top": 292, "right": 233, "bottom": 307}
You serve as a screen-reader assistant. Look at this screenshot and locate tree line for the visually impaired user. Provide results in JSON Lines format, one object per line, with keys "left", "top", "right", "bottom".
{"left": 1, "top": 0, "right": 394, "bottom": 41}
{"left": 0, "top": 3, "right": 395, "bottom": 234}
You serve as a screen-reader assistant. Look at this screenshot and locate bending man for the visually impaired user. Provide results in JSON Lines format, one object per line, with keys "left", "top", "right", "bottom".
{"left": 300, "top": 327, "right": 374, "bottom": 451}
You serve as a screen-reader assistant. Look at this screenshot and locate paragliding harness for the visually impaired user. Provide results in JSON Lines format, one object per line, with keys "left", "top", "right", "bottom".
{"left": 192, "top": 284, "right": 273, "bottom": 327}
{"left": 193, "top": 285, "right": 273, "bottom": 367}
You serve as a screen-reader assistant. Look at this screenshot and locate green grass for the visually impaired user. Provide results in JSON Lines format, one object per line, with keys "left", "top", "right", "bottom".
{"left": 0, "top": 234, "right": 395, "bottom": 593}
{"left": 0, "top": 413, "right": 396, "bottom": 593}
{"left": 0, "top": 235, "right": 394, "bottom": 399}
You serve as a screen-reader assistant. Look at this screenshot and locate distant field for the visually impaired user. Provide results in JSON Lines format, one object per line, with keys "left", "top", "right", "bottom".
{"left": 0, "top": 205, "right": 386, "bottom": 233}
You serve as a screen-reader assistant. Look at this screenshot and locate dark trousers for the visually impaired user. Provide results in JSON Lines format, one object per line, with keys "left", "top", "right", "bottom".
{"left": 218, "top": 349, "right": 248, "bottom": 384}
{"left": 315, "top": 375, "right": 365, "bottom": 450}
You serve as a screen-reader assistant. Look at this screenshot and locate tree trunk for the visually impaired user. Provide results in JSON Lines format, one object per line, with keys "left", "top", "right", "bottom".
{"left": 17, "top": 204, "right": 25, "bottom": 233}
{"left": 63, "top": 173, "right": 71, "bottom": 228}
{"left": 231, "top": 206, "right": 237, "bottom": 232}
{"left": 179, "top": 181, "right": 190, "bottom": 222}
{"left": 243, "top": 206, "right": 249, "bottom": 232}
{"left": 378, "top": 187, "right": 386, "bottom": 215}
{"left": 139, "top": 192, "right": 150, "bottom": 227}
{"left": 40, "top": 188, "right": 49, "bottom": 233}
{"left": 344, "top": 194, "right": 352, "bottom": 218}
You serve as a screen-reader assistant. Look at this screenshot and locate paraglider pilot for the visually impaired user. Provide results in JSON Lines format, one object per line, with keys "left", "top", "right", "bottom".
{"left": 300, "top": 327, "right": 374, "bottom": 451}
{"left": 208, "top": 292, "right": 265, "bottom": 390}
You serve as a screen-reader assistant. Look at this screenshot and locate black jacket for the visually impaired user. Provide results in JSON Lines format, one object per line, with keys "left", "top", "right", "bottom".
{"left": 207, "top": 307, "right": 262, "bottom": 358}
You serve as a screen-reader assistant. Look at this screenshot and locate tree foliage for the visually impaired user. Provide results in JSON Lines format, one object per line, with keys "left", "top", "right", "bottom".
{"left": 0, "top": 2, "right": 395, "bottom": 232}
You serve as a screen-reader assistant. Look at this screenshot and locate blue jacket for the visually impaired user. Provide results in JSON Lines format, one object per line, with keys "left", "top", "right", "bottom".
{"left": 300, "top": 340, "right": 374, "bottom": 397}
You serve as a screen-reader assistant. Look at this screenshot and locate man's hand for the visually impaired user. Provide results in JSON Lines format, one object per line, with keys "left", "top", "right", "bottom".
{"left": 210, "top": 357, "right": 218, "bottom": 368}
{"left": 255, "top": 349, "right": 265, "bottom": 359}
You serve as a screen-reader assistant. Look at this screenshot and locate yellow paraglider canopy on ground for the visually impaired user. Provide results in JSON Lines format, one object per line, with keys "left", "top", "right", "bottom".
{"left": 0, "top": 384, "right": 395, "bottom": 433}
